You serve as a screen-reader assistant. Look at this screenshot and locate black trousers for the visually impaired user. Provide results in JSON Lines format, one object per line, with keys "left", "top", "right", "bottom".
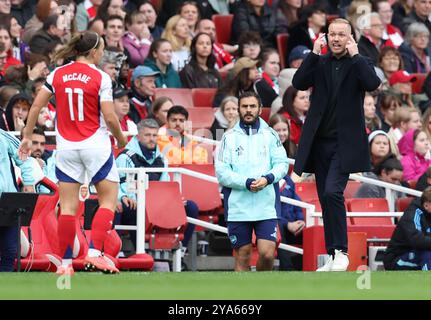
{"left": 312, "top": 137, "right": 349, "bottom": 255}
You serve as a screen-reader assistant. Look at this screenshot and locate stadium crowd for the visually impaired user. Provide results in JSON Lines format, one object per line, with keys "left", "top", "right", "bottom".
{"left": 1, "top": 0, "right": 431, "bottom": 272}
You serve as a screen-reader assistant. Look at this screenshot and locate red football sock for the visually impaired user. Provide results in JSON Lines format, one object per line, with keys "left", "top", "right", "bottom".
{"left": 57, "top": 215, "right": 76, "bottom": 259}
{"left": 91, "top": 208, "right": 114, "bottom": 251}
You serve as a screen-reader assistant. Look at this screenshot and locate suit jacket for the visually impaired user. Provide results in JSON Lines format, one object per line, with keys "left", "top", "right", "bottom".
{"left": 292, "top": 52, "right": 381, "bottom": 175}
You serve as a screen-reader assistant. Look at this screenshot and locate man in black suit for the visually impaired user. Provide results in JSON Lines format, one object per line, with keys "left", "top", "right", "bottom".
{"left": 292, "top": 18, "right": 381, "bottom": 271}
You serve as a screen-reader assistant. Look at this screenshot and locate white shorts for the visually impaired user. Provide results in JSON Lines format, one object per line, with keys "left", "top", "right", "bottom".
{"left": 55, "top": 148, "right": 119, "bottom": 184}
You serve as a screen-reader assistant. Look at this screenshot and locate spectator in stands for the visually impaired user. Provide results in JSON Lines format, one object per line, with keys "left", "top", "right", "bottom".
{"left": 103, "top": 15, "right": 125, "bottom": 51}
{"left": 372, "top": 0, "right": 404, "bottom": 48}
{"left": 113, "top": 86, "right": 137, "bottom": 140}
{"left": 95, "top": 0, "right": 126, "bottom": 24}
{"left": 31, "top": 126, "right": 53, "bottom": 171}
{"left": 387, "top": 70, "right": 417, "bottom": 108}
{"left": 149, "top": 96, "right": 174, "bottom": 127}
{"left": 388, "top": 107, "right": 421, "bottom": 157}
{"left": 398, "top": 128, "right": 431, "bottom": 181}
{"left": 144, "top": 39, "right": 182, "bottom": 88}
{"left": 346, "top": 0, "right": 371, "bottom": 40}
{"left": 99, "top": 47, "right": 126, "bottom": 83}
{"left": 36, "top": 105, "right": 54, "bottom": 131}
{"left": 178, "top": 1, "right": 199, "bottom": 37}
{"left": 75, "top": 0, "right": 102, "bottom": 32}
{"left": 210, "top": 95, "right": 239, "bottom": 140}
{"left": 278, "top": 86, "right": 310, "bottom": 145}
{"left": 236, "top": 31, "right": 264, "bottom": 62}
{"left": 215, "top": 91, "right": 289, "bottom": 271}
{"left": 368, "top": 130, "right": 392, "bottom": 170}
{"left": 5, "top": 53, "right": 50, "bottom": 97}
{"left": 115, "top": 118, "right": 199, "bottom": 254}
{"left": 122, "top": 11, "right": 152, "bottom": 68}
{"left": 29, "top": 14, "right": 66, "bottom": 55}
{"left": 269, "top": 113, "right": 297, "bottom": 158}
{"left": 179, "top": 32, "right": 221, "bottom": 88}
{"left": 0, "top": 26, "right": 19, "bottom": 75}
{"left": 161, "top": 0, "right": 215, "bottom": 25}
{"left": 286, "top": 4, "right": 328, "bottom": 60}
{"left": 270, "top": 68, "right": 297, "bottom": 116}
{"left": 379, "top": 93, "right": 402, "bottom": 132}
{"left": 161, "top": 15, "right": 191, "bottom": 72}
{"left": 212, "top": 57, "right": 259, "bottom": 108}
{"left": 292, "top": 18, "right": 381, "bottom": 272}
{"left": 58, "top": 0, "right": 77, "bottom": 37}
{"left": 254, "top": 49, "right": 280, "bottom": 107}
{"left": 158, "top": 105, "right": 209, "bottom": 164}
{"left": 3, "top": 93, "right": 30, "bottom": 131}
{"left": 273, "top": 0, "right": 302, "bottom": 33}
{"left": 0, "top": 128, "right": 36, "bottom": 271}
{"left": 128, "top": 66, "right": 159, "bottom": 123}
{"left": 364, "top": 92, "right": 382, "bottom": 133}
{"left": 288, "top": 45, "right": 311, "bottom": 69}
{"left": 391, "top": 0, "right": 412, "bottom": 31}
{"left": 138, "top": 1, "right": 163, "bottom": 40}
{"left": 401, "top": 0, "right": 431, "bottom": 36}
{"left": 383, "top": 186, "right": 431, "bottom": 271}
{"left": 357, "top": 12, "right": 384, "bottom": 65}
{"left": 22, "top": 0, "right": 58, "bottom": 44}
{"left": 399, "top": 22, "right": 431, "bottom": 74}
{"left": 0, "top": 14, "right": 27, "bottom": 63}
{"left": 232, "top": 0, "right": 279, "bottom": 48}
{"left": 11, "top": 0, "right": 35, "bottom": 28}
{"left": 355, "top": 153, "right": 404, "bottom": 198}
{"left": 195, "top": 19, "right": 235, "bottom": 73}
{"left": 378, "top": 46, "right": 404, "bottom": 90}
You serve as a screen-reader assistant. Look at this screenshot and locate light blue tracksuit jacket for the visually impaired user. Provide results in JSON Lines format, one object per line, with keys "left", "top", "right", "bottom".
{"left": 0, "top": 129, "right": 37, "bottom": 194}
{"left": 215, "top": 118, "right": 289, "bottom": 222}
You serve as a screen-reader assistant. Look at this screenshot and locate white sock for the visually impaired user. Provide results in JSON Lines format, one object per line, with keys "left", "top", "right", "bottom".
{"left": 62, "top": 259, "right": 72, "bottom": 267}
{"left": 88, "top": 248, "right": 102, "bottom": 258}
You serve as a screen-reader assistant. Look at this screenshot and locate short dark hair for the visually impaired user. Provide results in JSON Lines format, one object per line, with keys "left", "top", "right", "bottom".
{"left": 167, "top": 105, "right": 189, "bottom": 120}
{"left": 33, "top": 126, "right": 46, "bottom": 137}
{"left": 238, "top": 91, "right": 262, "bottom": 108}
{"left": 43, "top": 15, "right": 59, "bottom": 31}
{"left": 374, "top": 154, "right": 403, "bottom": 176}
{"left": 104, "top": 15, "right": 124, "bottom": 28}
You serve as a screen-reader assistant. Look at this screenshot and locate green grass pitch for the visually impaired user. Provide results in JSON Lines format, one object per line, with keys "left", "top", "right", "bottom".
{"left": 0, "top": 271, "right": 430, "bottom": 300}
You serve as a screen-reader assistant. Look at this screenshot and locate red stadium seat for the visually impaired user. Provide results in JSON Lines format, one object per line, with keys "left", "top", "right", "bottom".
{"left": 212, "top": 14, "right": 234, "bottom": 44}
{"left": 412, "top": 73, "right": 427, "bottom": 94}
{"left": 179, "top": 164, "right": 222, "bottom": 212}
{"left": 154, "top": 88, "right": 193, "bottom": 108}
{"left": 344, "top": 181, "right": 361, "bottom": 199}
{"left": 347, "top": 198, "right": 393, "bottom": 225}
{"left": 192, "top": 88, "right": 218, "bottom": 108}
{"left": 145, "top": 181, "right": 188, "bottom": 250}
{"left": 396, "top": 197, "right": 414, "bottom": 212}
{"left": 296, "top": 182, "right": 318, "bottom": 201}
{"left": 307, "top": 198, "right": 352, "bottom": 225}
{"left": 186, "top": 107, "right": 215, "bottom": 129}
{"left": 276, "top": 33, "right": 289, "bottom": 69}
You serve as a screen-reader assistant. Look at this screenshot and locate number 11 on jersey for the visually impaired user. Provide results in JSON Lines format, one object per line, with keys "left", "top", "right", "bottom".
{"left": 65, "top": 87, "right": 84, "bottom": 121}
